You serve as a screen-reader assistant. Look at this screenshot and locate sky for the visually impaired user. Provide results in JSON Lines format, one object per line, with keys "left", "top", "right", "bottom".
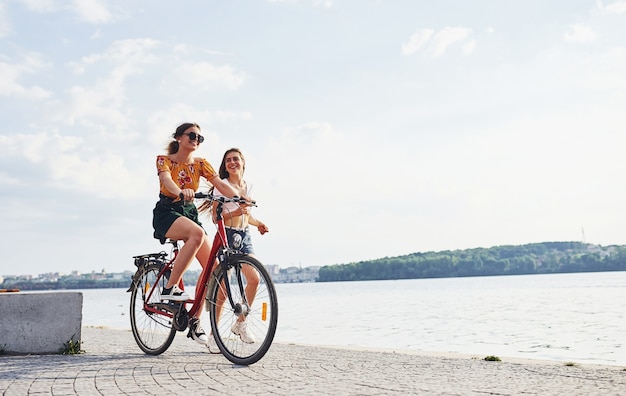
{"left": 1, "top": 0, "right": 626, "bottom": 277}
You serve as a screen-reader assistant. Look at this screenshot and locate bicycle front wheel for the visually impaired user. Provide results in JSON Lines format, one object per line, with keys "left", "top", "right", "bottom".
{"left": 129, "top": 262, "right": 176, "bottom": 355}
{"left": 206, "top": 255, "right": 278, "bottom": 365}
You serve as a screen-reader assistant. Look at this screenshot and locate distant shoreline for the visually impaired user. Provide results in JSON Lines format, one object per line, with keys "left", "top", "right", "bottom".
{"left": 3, "top": 267, "right": 626, "bottom": 291}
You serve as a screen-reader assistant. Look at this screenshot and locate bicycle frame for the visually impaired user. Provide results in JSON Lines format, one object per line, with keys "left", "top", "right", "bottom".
{"left": 188, "top": 218, "right": 226, "bottom": 318}
{"left": 189, "top": 198, "right": 249, "bottom": 319}
{"left": 140, "top": 195, "right": 250, "bottom": 322}
{"left": 130, "top": 192, "right": 277, "bottom": 364}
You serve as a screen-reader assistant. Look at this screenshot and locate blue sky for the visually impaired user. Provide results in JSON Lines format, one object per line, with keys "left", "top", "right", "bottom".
{"left": 1, "top": 0, "right": 626, "bottom": 276}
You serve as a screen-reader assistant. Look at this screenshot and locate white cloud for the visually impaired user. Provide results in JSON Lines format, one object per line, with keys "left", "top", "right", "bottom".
{"left": 70, "top": 0, "right": 114, "bottom": 24}
{"left": 0, "top": 171, "right": 23, "bottom": 186}
{"left": 49, "top": 83, "right": 129, "bottom": 128}
{"left": 402, "top": 29, "right": 434, "bottom": 56}
{"left": 564, "top": 23, "right": 597, "bottom": 44}
{"left": 282, "top": 122, "right": 336, "bottom": 140}
{"left": 68, "top": 38, "right": 160, "bottom": 73}
{"left": 48, "top": 151, "right": 150, "bottom": 199}
{"left": 90, "top": 28, "right": 102, "bottom": 39}
{"left": 173, "top": 44, "right": 225, "bottom": 57}
{"left": 0, "top": 129, "right": 150, "bottom": 199}
{"left": 402, "top": 26, "right": 474, "bottom": 58}
{"left": 14, "top": 0, "right": 116, "bottom": 23}
{"left": 21, "top": 0, "right": 56, "bottom": 12}
{"left": 55, "top": 39, "right": 162, "bottom": 131}
{"left": 0, "top": 130, "right": 82, "bottom": 163}
{"left": 312, "top": 0, "right": 333, "bottom": 7}
{"left": 554, "top": 46, "right": 626, "bottom": 91}
{"left": 268, "top": 0, "right": 332, "bottom": 6}
{"left": 596, "top": 0, "right": 626, "bottom": 14}
{"left": 0, "top": 2, "right": 11, "bottom": 38}
{"left": 266, "top": 121, "right": 346, "bottom": 185}
{"left": 174, "top": 62, "right": 246, "bottom": 90}
{"left": 0, "top": 54, "right": 52, "bottom": 100}
{"left": 145, "top": 104, "right": 253, "bottom": 147}
{"left": 427, "top": 26, "right": 474, "bottom": 58}
{"left": 462, "top": 38, "right": 477, "bottom": 54}
{"left": 259, "top": 122, "right": 357, "bottom": 235}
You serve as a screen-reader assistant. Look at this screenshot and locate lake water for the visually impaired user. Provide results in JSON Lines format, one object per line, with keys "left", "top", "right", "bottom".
{"left": 81, "top": 271, "right": 626, "bottom": 366}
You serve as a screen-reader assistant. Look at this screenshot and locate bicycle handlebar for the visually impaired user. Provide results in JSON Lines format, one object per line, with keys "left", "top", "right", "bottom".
{"left": 179, "top": 192, "right": 256, "bottom": 206}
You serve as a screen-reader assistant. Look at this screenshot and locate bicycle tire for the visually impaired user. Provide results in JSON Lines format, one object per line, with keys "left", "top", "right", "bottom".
{"left": 206, "top": 255, "right": 278, "bottom": 365}
{"left": 129, "top": 261, "right": 177, "bottom": 355}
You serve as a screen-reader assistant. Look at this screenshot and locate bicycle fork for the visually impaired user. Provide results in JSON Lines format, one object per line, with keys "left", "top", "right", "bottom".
{"left": 219, "top": 251, "right": 251, "bottom": 318}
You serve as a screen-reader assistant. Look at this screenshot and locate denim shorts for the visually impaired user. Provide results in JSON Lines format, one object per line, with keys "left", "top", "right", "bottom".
{"left": 226, "top": 227, "right": 255, "bottom": 254}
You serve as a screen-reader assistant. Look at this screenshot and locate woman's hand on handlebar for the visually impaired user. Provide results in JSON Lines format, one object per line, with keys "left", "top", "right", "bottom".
{"left": 240, "top": 195, "right": 255, "bottom": 206}
{"left": 191, "top": 191, "right": 256, "bottom": 206}
{"left": 179, "top": 188, "right": 195, "bottom": 202}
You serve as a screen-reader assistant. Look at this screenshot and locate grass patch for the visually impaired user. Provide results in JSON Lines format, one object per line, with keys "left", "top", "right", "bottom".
{"left": 564, "top": 361, "right": 577, "bottom": 367}
{"left": 59, "top": 336, "right": 85, "bottom": 355}
{"left": 484, "top": 355, "right": 501, "bottom": 362}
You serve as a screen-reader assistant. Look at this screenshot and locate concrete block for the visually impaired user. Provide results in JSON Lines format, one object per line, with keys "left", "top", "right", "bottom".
{"left": 0, "top": 291, "right": 83, "bottom": 354}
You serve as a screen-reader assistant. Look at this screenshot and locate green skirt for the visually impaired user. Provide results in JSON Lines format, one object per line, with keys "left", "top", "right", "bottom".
{"left": 152, "top": 195, "right": 203, "bottom": 241}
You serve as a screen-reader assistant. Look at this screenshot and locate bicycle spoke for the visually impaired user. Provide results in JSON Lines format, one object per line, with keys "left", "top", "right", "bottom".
{"left": 130, "top": 262, "right": 177, "bottom": 355}
{"left": 207, "top": 255, "right": 278, "bottom": 365}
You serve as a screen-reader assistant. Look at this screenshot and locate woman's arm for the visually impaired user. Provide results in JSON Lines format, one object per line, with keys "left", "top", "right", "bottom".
{"left": 159, "top": 171, "right": 183, "bottom": 197}
{"left": 211, "top": 203, "right": 245, "bottom": 223}
{"left": 210, "top": 176, "right": 239, "bottom": 198}
{"left": 248, "top": 215, "right": 269, "bottom": 235}
{"left": 210, "top": 202, "right": 267, "bottom": 234}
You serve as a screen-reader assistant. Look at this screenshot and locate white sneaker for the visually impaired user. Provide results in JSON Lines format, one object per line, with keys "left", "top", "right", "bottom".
{"left": 160, "top": 285, "right": 190, "bottom": 301}
{"left": 231, "top": 320, "right": 255, "bottom": 343}
{"left": 206, "top": 334, "right": 221, "bottom": 354}
{"left": 187, "top": 318, "right": 208, "bottom": 345}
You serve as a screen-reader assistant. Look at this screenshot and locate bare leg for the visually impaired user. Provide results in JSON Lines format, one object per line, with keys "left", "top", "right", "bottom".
{"left": 209, "top": 256, "right": 260, "bottom": 333}
{"left": 238, "top": 263, "right": 260, "bottom": 322}
{"left": 214, "top": 280, "right": 227, "bottom": 323}
{"left": 164, "top": 217, "right": 206, "bottom": 289}
{"left": 193, "top": 238, "right": 214, "bottom": 316}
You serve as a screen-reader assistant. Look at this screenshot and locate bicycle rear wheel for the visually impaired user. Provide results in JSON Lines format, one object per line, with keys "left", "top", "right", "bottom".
{"left": 206, "top": 255, "right": 278, "bottom": 365}
{"left": 129, "top": 261, "right": 176, "bottom": 355}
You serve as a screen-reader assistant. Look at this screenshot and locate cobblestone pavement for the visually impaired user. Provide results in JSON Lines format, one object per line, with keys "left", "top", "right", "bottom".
{"left": 0, "top": 327, "right": 625, "bottom": 395}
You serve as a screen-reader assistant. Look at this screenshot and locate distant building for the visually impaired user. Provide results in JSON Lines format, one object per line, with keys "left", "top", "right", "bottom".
{"left": 265, "top": 265, "right": 280, "bottom": 276}
{"left": 273, "top": 266, "right": 320, "bottom": 283}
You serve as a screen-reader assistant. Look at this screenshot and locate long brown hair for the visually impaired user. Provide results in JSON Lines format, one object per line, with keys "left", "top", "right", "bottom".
{"left": 218, "top": 148, "right": 245, "bottom": 179}
{"left": 198, "top": 148, "right": 246, "bottom": 215}
{"left": 166, "top": 122, "right": 200, "bottom": 154}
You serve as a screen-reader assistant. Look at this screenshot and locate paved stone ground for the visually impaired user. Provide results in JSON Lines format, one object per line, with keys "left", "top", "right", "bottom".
{"left": 0, "top": 327, "right": 624, "bottom": 395}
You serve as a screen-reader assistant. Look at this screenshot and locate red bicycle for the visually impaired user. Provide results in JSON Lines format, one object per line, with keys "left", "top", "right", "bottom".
{"left": 128, "top": 193, "right": 278, "bottom": 365}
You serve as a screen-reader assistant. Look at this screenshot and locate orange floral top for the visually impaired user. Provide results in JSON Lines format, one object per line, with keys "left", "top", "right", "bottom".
{"left": 156, "top": 155, "right": 217, "bottom": 199}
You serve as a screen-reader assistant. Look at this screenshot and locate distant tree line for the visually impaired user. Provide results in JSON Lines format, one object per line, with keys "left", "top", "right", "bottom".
{"left": 1, "top": 271, "right": 200, "bottom": 291}
{"left": 317, "top": 242, "right": 626, "bottom": 282}
{"left": 0, "top": 279, "right": 130, "bottom": 291}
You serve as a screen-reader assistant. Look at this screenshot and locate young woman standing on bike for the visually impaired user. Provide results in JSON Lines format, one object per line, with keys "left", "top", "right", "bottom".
{"left": 152, "top": 122, "right": 239, "bottom": 347}
{"left": 199, "top": 148, "right": 269, "bottom": 349}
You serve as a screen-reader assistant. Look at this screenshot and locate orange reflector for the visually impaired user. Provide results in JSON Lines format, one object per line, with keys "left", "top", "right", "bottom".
{"left": 145, "top": 282, "right": 151, "bottom": 294}
{"left": 262, "top": 302, "right": 267, "bottom": 321}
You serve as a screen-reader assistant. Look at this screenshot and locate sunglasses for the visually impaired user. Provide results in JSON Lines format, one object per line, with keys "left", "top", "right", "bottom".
{"left": 184, "top": 132, "right": 205, "bottom": 143}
